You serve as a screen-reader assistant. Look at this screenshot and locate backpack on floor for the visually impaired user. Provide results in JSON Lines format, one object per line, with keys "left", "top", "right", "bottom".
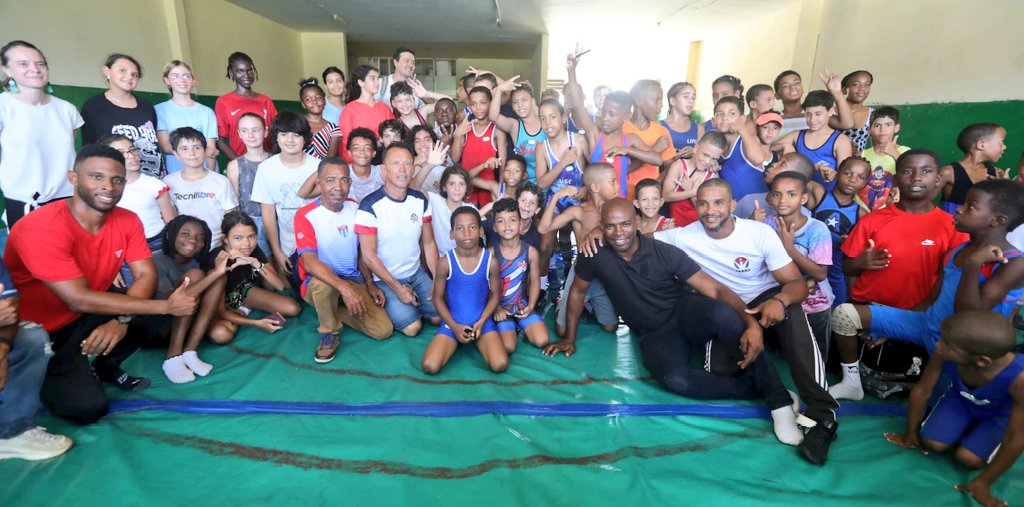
{"left": 858, "top": 340, "right": 928, "bottom": 399}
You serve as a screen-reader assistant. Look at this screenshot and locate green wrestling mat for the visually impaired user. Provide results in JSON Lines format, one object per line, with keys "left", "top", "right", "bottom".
{"left": 3, "top": 305, "right": 1022, "bottom": 506}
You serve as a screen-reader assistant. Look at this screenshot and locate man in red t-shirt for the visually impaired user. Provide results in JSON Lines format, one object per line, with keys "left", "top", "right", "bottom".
{"left": 829, "top": 149, "right": 968, "bottom": 401}
{"left": 3, "top": 145, "right": 198, "bottom": 424}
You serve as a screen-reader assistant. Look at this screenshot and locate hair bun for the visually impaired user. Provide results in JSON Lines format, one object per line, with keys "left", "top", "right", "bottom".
{"left": 298, "top": 77, "right": 319, "bottom": 87}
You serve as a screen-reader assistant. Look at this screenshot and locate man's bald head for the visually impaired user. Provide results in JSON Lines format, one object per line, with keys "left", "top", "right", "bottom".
{"left": 602, "top": 198, "right": 637, "bottom": 222}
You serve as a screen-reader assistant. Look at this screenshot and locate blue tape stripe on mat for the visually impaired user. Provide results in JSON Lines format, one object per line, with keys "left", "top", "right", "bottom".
{"left": 108, "top": 399, "right": 906, "bottom": 419}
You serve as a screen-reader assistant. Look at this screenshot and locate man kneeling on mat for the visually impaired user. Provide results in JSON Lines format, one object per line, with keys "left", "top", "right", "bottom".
{"left": 549, "top": 198, "right": 803, "bottom": 446}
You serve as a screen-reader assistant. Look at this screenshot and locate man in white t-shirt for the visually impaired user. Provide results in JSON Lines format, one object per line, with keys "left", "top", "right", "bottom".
{"left": 654, "top": 178, "right": 840, "bottom": 466}
{"left": 296, "top": 158, "right": 393, "bottom": 363}
{"left": 356, "top": 142, "right": 440, "bottom": 336}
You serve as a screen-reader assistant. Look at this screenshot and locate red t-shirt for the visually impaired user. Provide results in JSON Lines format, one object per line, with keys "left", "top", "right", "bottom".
{"left": 3, "top": 201, "right": 151, "bottom": 332}
{"left": 338, "top": 101, "right": 394, "bottom": 162}
{"left": 215, "top": 92, "right": 278, "bottom": 157}
{"left": 841, "top": 206, "right": 968, "bottom": 309}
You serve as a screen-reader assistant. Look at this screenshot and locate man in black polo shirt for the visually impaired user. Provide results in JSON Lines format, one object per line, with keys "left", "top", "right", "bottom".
{"left": 547, "top": 198, "right": 803, "bottom": 446}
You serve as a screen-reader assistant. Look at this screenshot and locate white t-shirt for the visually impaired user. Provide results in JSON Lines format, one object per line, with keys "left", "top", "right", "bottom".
{"left": 418, "top": 164, "right": 446, "bottom": 195}
{"left": 355, "top": 187, "right": 432, "bottom": 281}
{"left": 655, "top": 217, "right": 793, "bottom": 303}
{"left": 428, "top": 191, "right": 474, "bottom": 256}
{"left": 117, "top": 174, "right": 169, "bottom": 239}
{"left": 1009, "top": 224, "right": 1024, "bottom": 251}
{"left": 164, "top": 170, "right": 238, "bottom": 247}
{"left": 349, "top": 165, "right": 384, "bottom": 204}
{"left": 0, "top": 93, "right": 83, "bottom": 203}
{"left": 250, "top": 154, "right": 319, "bottom": 256}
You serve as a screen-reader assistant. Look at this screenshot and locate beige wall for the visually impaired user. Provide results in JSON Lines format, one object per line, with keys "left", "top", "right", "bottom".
{"left": 0, "top": 0, "right": 174, "bottom": 92}
{"left": 812, "top": 0, "right": 1024, "bottom": 105}
{"left": 0, "top": 0, "right": 346, "bottom": 101}
{"left": 300, "top": 32, "right": 348, "bottom": 85}
{"left": 182, "top": 0, "right": 305, "bottom": 99}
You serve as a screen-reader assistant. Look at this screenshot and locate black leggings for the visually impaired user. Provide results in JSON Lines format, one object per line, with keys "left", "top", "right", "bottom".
{"left": 709, "top": 287, "right": 839, "bottom": 423}
{"left": 40, "top": 313, "right": 167, "bottom": 424}
{"left": 640, "top": 293, "right": 792, "bottom": 410}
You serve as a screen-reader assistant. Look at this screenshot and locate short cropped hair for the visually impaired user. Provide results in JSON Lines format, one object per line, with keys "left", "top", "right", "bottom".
{"left": 170, "top": 126, "right": 207, "bottom": 150}
{"left": 347, "top": 127, "right": 377, "bottom": 151}
{"left": 450, "top": 205, "right": 480, "bottom": 229}
{"left": 972, "top": 179, "right": 1024, "bottom": 230}
{"left": 770, "top": 170, "right": 809, "bottom": 193}
{"left": 801, "top": 90, "right": 834, "bottom": 110}
{"left": 956, "top": 123, "right": 1003, "bottom": 154}
{"left": 896, "top": 148, "right": 941, "bottom": 170}
{"left": 699, "top": 130, "right": 729, "bottom": 151}
{"left": 870, "top": 106, "right": 900, "bottom": 125}
{"left": 75, "top": 143, "right": 124, "bottom": 170}
{"left": 745, "top": 84, "right": 773, "bottom": 104}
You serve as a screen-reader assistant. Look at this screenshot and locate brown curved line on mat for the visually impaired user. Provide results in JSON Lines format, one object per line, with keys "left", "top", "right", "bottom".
{"left": 133, "top": 426, "right": 766, "bottom": 479}
{"left": 226, "top": 343, "right": 654, "bottom": 386}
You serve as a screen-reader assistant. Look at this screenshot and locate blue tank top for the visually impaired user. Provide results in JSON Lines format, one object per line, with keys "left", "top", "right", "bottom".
{"left": 703, "top": 119, "right": 716, "bottom": 132}
{"left": 719, "top": 137, "right": 767, "bottom": 201}
{"left": 923, "top": 243, "right": 1024, "bottom": 351}
{"left": 445, "top": 249, "right": 492, "bottom": 325}
{"left": 546, "top": 133, "right": 583, "bottom": 207}
{"left": 495, "top": 242, "right": 529, "bottom": 314}
{"left": 590, "top": 132, "right": 630, "bottom": 198}
{"left": 797, "top": 130, "right": 841, "bottom": 192}
{"left": 660, "top": 120, "right": 698, "bottom": 150}
{"left": 514, "top": 119, "right": 546, "bottom": 183}
{"left": 813, "top": 191, "right": 859, "bottom": 242}
{"left": 941, "top": 354, "right": 1024, "bottom": 419}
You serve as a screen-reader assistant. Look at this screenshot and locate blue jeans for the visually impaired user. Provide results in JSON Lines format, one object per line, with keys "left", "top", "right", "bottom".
{"left": 0, "top": 323, "right": 51, "bottom": 438}
{"left": 378, "top": 268, "right": 438, "bottom": 331}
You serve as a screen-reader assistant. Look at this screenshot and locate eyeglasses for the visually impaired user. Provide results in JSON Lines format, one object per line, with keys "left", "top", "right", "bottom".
{"left": 118, "top": 147, "right": 142, "bottom": 157}
{"left": 167, "top": 73, "right": 193, "bottom": 80}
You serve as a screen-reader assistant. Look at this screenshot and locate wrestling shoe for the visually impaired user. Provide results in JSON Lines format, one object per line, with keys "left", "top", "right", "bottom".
{"left": 798, "top": 420, "right": 838, "bottom": 465}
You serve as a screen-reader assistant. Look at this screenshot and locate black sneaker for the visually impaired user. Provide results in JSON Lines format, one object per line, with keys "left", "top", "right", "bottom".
{"left": 106, "top": 372, "right": 151, "bottom": 392}
{"left": 798, "top": 420, "right": 838, "bottom": 465}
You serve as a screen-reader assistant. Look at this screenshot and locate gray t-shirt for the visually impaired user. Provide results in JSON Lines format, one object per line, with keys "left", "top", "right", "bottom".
{"left": 153, "top": 252, "right": 199, "bottom": 298}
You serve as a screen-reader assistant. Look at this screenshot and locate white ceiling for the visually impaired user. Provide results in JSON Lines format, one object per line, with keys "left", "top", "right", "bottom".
{"left": 227, "top": 0, "right": 799, "bottom": 44}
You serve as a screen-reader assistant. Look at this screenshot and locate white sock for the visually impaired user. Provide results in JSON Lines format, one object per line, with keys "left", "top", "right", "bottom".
{"left": 841, "top": 362, "right": 862, "bottom": 386}
{"left": 771, "top": 405, "right": 804, "bottom": 445}
{"left": 181, "top": 350, "right": 213, "bottom": 376}
{"left": 162, "top": 355, "right": 195, "bottom": 384}
{"left": 828, "top": 362, "right": 864, "bottom": 401}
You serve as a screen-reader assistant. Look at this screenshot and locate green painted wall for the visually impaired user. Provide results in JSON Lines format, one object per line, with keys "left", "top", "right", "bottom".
{"left": 897, "top": 100, "right": 1023, "bottom": 174}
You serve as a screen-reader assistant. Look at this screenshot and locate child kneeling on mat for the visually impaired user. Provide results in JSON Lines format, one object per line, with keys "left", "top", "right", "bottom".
{"left": 886, "top": 311, "right": 1024, "bottom": 507}
{"left": 421, "top": 207, "right": 507, "bottom": 375}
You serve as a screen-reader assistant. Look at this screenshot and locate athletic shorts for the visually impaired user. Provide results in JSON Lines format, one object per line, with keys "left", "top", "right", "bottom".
{"left": 920, "top": 384, "right": 1009, "bottom": 463}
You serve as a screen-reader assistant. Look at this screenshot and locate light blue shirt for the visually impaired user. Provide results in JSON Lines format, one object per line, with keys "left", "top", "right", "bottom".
{"left": 155, "top": 100, "right": 218, "bottom": 174}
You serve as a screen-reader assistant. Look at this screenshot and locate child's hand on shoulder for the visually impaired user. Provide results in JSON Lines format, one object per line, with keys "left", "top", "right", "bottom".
{"left": 966, "top": 244, "right": 1009, "bottom": 267}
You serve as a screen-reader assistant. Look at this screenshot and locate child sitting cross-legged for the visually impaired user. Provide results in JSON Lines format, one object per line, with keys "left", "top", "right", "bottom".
{"left": 885, "top": 311, "right": 1024, "bottom": 507}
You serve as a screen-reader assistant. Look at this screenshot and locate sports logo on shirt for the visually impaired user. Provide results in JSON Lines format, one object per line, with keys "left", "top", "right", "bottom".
{"left": 733, "top": 257, "right": 750, "bottom": 272}
{"left": 410, "top": 213, "right": 420, "bottom": 223}
{"left": 337, "top": 224, "right": 349, "bottom": 237}
{"left": 230, "top": 109, "right": 242, "bottom": 116}
{"left": 115, "top": 249, "right": 124, "bottom": 259}
{"left": 921, "top": 239, "right": 936, "bottom": 246}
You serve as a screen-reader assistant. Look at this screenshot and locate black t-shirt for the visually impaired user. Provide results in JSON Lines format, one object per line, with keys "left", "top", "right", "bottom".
{"left": 483, "top": 218, "right": 540, "bottom": 251}
{"left": 206, "top": 245, "right": 269, "bottom": 293}
{"left": 575, "top": 233, "right": 701, "bottom": 336}
{"left": 81, "top": 94, "right": 163, "bottom": 178}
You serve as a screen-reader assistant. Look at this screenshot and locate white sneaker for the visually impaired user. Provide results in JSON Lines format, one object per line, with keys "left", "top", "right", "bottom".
{"left": 0, "top": 427, "right": 73, "bottom": 461}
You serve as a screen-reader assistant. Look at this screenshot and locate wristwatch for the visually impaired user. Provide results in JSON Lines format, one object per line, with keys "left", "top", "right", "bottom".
{"left": 117, "top": 314, "right": 133, "bottom": 325}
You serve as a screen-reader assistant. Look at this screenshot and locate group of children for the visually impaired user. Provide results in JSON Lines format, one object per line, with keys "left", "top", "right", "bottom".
{"left": 3, "top": 40, "right": 1024, "bottom": 501}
